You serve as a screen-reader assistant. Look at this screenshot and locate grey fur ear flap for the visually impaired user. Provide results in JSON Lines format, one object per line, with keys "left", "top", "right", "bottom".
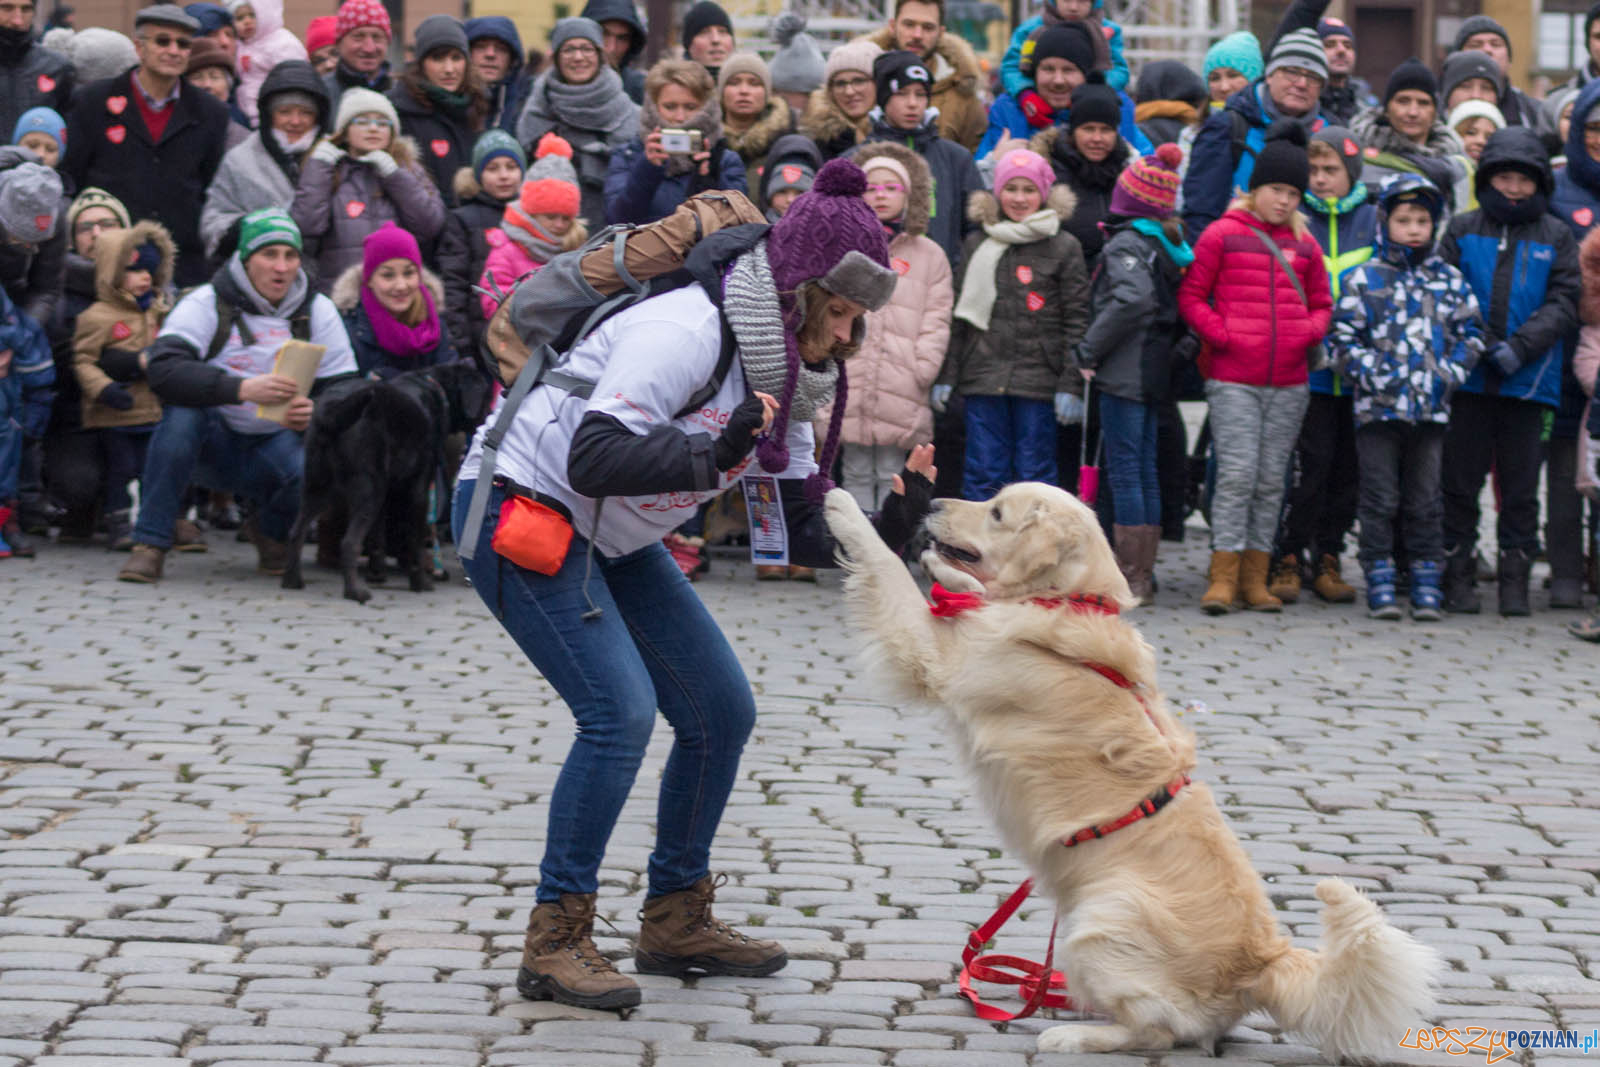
{"left": 820, "top": 249, "right": 898, "bottom": 311}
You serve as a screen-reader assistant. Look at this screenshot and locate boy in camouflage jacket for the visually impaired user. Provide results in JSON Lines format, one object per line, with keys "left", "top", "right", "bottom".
{"left": 1328, "top": 173, "right": 1484, "bottom": 622}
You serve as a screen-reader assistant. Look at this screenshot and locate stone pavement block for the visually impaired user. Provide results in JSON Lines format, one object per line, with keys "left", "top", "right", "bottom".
{"left": 768, "top": 1049, "right": 886, "bottom": 1064}
{"left": 323, "top": 1050, "right": 481, "bottom": 1065}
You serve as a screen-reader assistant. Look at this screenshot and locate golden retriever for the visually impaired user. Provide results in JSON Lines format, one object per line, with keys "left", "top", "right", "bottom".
{"left": 823, "top": 482, "right": 1440, "bottom": 1058}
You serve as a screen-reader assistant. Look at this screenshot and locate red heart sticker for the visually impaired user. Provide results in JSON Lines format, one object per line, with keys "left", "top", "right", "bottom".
{"left": 240, "top": 54, "right": 251, "bottom": 71}
{"left": 431, "top": 139, "right": 449, "bottom": 157}
{"left": 111, "top": 321, "right": 132, "bottom": 341}
{"left": 106, "top": 125, "right": 126, "bottom": 144}
{"left": 1026, "top": 291, "right": 1045, "bottom": 313}
{"left": 1016, "top": 265, "right": 1033, "bottom": 284}
{"left": 34, "top": 214, "right": 51, "bottom": 231}
{"left": 37, "top": 74, "right": 54, "bottom": 93}
{"left": 345, "top": 200, "right": 366, "bottom": 218}
{"left": 107, "top": 95, "right": 127, "bottom": 115}
{"left": 892, "top": 257, "right": 910, "bottom": 275}
{"left": 782, "top": 165, "right": 802, "bottom": 183}
{"left": 1342, "top": 137, "right": 1357, "bottom": 156}
{"left": 1576, "top": 208, "right": 1594, "bottom": 228}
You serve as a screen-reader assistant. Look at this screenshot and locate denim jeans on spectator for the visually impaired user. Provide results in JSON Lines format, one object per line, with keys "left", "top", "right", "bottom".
{"left": 1354, "top": 421, "right": 1444, "bottom": 564}
{"left": 1099, "top": 392, "right": 1160, "bottom": 526}
{"left": 132, "top": 406, "right": 304, "bottom": 549}
{"left": 0, "top": 414, "right": 19, "bottom": 499}
{"left": 452, "top": 479, "right": 757, "bottom": 902}
{"left": 962, "top": 394, "right": 1057, "bottom": 501}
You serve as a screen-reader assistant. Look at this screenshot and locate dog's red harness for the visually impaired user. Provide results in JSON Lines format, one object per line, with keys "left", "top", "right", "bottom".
{"left": 929, "top": 583, "right": 1191, "bottom": 1020}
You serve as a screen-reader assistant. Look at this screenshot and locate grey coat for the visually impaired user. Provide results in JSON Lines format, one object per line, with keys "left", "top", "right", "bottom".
{"left": 290, "top": 137, "right": 446, "bottom": 292}
{"left": 200, "top": 132, "right": 297, "bottom": 257}
{"left": 1075, "top": 223, "right": 1188, "bottom": 404}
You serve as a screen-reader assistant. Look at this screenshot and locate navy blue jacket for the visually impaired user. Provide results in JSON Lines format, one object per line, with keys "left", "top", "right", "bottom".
{"left": 1547, "top": 79, "right": 1600, "bottom": 436}
{"left": 1439, "top": 129, "right": 1579, "bottom": 410}
{"left": 465, "top": 17, "right": 532, "bottom": 135}
{"left": 1181, "top": 81, "right": 1326, "bottom": 240}
{"left": 603, "top": 137, "right": 747, "bottom": 225}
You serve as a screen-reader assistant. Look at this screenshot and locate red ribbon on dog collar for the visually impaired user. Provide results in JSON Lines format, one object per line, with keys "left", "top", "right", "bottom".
{"left": 928, "top": 583, "right": 1120, "bottom": 618}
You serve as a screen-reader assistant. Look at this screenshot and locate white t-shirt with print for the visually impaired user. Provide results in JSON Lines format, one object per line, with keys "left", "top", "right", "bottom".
{"left": 460, "top": 285, "right": 817, "bottom": 558}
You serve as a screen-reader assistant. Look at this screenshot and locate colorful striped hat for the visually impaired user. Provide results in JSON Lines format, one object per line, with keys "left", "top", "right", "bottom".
{"left": 1109, "top": 142, "right": 1184, "bottom": 220}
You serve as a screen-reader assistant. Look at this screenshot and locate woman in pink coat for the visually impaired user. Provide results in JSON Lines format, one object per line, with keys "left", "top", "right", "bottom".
{"left": 478, "top": 135, "right": 589, "bottom": 321}
{"left": 232, "top": 0, "right": 310, "bottom": 126}
{"left": 820, "top": 141, "right": 952, "bottom": 512}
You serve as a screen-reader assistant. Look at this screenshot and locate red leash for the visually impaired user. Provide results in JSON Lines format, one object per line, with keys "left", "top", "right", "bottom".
{"left": 958, "top": 879, "right": 1076, "bottom": 1021}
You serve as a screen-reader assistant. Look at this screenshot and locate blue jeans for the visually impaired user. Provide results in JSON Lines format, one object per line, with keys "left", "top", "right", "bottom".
{"left": 452, "top": 480, "right": 756, "bottom": 902}
{"left": 1099, "top": 393, "right": 1160, "bottom": 526}
{"left": 0, "top": 412, "right": 19, "bottom": 500}
{"left": 133, "top": 406, "right": 304, "bottom": 549}
{"left": 961, "top": 395, "right": 1057, "bottom": 501}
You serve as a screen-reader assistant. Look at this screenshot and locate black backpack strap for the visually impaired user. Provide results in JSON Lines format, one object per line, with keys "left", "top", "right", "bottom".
{"left": 205, "top": 291, "right": 250, "bottom": 363}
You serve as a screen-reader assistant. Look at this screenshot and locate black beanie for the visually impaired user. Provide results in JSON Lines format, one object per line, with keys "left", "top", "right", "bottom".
{"left": 1248, "top": 120, "right": 1310, "bottom": 193}
{"left": 681, "top": 1, "right": 731, "bottom": 49}
{"left": 1384, "top": 56, "right": 1437, "bottom": 106}
{"left": 1068, "top": 79, "right": 1121, "bottom": 130}
{"left": 874, "top": 49, "right": 932, "bottom": 109}
{"left": 1453, "top": 15, "right": 1511, "bottom": 59}
{"left": 1022, "top": 21, "right": 1097, "bottom": 78}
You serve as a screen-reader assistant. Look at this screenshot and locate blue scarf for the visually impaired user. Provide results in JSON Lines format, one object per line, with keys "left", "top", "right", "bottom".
{"left": 1131, "top": 217, "right": 1194, "bottom": 268}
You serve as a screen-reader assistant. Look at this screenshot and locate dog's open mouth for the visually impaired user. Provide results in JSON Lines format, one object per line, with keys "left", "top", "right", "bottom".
{"left": 933, "top": 539, "right": 982, "bottom": 565}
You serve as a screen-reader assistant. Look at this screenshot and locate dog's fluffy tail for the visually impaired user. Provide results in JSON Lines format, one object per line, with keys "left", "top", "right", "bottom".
{"left": 1252, "top": 879, "right": 1441, "bottom": 1061}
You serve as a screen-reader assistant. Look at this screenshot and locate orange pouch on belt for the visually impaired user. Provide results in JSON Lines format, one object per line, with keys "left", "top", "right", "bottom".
{"left": 492, "top": 492, "right": 574, "bottom": 576}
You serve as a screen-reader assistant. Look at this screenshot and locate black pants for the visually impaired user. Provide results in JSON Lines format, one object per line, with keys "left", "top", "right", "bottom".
{"left": 1546, "top": 438, "right": 1584, "bottom": 583}
{"left": 102, "top": 426, "right": 153, "bottom": 514}
{"left": 1279, "top": 392, "right": 1358, "bottom": 560}
{"left": 1442, "top": 391, "right": 1546, "bottom": 554}
{"left": 1355, "top": 421, "right": 1445, "bottom": 564}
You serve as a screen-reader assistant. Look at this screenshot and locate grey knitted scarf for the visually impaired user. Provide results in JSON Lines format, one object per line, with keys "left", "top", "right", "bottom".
{"left": 723, "top": 242, "right": 836, "bottom": 423}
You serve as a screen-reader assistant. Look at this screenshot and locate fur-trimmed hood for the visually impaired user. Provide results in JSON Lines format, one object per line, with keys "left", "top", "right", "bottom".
{"left": 1029, "top": 125, "right": 1130, "bottom": 184}
{"left": 966, "top": 183, "right": 1078, "bottom": 226}
{"left": 1582, "top": 226, "right": 1600, "bottom": 325}
{"left": 453, "top": 166, "right": 483, "bottom": 203}
{"left": 723, "top": 99, "right": 794, "bottom": 164}
{"left": 330, "top": 262, "right": 448, "bottom": 313}
{"left": 864, "top": 26, "right": 982, "bottom": 97}
{"left": 854, "top": 141, "right": 932, "bottom": 237}
{"left": 94, "top": 219, "right": 176, "bottom": 309}
{"left": 799, "top": 86, "right": 869, "bottom": 148}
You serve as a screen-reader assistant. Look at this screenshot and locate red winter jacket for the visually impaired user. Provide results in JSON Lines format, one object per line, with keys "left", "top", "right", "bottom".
{"left": 1177, "top": 208, "right": 1332, "bottom": 388}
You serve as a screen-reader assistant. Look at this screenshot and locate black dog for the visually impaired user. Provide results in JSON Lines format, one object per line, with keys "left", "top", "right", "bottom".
{"left": 283, "top": 362, "right": 492, "bottom": 603}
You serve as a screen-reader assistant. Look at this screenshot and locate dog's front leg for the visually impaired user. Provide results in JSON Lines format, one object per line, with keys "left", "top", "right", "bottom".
{"left": 824, "top": 488, "right": 947, "bottom": 699}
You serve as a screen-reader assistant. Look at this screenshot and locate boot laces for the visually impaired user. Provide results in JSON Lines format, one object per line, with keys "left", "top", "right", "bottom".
{"left": 685, "top": 873, "right": 753, "bottom": 944}
{"left": 546, "top": 907, "right": 623, "bottom": 974}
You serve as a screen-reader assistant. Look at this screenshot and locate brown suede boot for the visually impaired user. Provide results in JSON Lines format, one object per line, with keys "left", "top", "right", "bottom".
{"left": 117, "top": 543, "right": 165, "bottom": 583}
{"left": 635, "top": 874, "right": 787, "bottom": 978}
{"left": 1201, "top": 550, "right": 1240, "bottom": 615}
{"left": 1136, "top": 525, "right": 1161, "bottom": 604}
{"left": 1311, "top": 553, "right": 1356, "bottom": 603}
{"left": 1266, "top": 553, "right": 1301, "bottom": 603}
{"left": 1240, "top": 549, "right": 1283, "bottom": 612}
{"left": 517, "top": 894, "right": 640, "bottom": 1010}
{"left": 1113, "top": 524, "right": 1142, "bottom": 600}
{"left": 172, "top": 518, "right": 208, "bottom": 553}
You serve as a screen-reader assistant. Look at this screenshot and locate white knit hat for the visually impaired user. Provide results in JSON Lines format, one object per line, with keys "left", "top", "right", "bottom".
{"left": 1447, "top": 98, "right": 1506, "bottom": 132}
{"left": 335, "top": 87, "right": 400, "bottom": 136}
{"left": 823, "top": 37, "right": 882, "bottom": 85}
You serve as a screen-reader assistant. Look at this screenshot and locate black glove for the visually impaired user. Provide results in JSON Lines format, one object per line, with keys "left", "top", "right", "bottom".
{"left": 98, "top": 347, "right": 145, "bottom": 382}
{"left": 714, "top": 392, "right": 767, "bottom": 471}
{"left": 98, "top": 383, "right": 134, "bottom": 410}
{"left": 1486, "top": 341, "right": 1520, "bottom": 377}
{"left": 1173, "top": 333, "right": 1201, "bottom": 364}
{"left": 874, "top": 466, "right": 936, "bottom": 553}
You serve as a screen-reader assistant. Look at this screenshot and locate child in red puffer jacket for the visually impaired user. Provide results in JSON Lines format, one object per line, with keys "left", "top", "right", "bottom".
{"left": 1178, "top": 121, "right": 1331, "bottom": 615}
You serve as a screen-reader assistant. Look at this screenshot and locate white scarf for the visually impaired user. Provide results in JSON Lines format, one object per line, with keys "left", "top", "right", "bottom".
{"left": 953, "top": 208, "right": 1061, "bottom": 331}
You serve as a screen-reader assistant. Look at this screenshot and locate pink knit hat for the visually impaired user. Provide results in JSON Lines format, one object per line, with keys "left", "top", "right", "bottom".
{"left": 993, "top": 148, "right": 1054, "bottom": 199}
{"left": 335, "top": 0, "right": 390, "bottom": 42}
{"left": 362, "top": 222, "right": 420, "bottom": 282}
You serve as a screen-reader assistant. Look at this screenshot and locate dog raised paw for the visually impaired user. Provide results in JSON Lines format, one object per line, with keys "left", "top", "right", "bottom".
{"left": 824, "top": 487, "right": 877, "bottom": 558}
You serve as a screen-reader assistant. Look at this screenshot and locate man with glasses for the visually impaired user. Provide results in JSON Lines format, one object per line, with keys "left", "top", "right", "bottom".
{"left": 1182, "top": 27, "right": 1329, "bottom": 238}
{"left": 0, "top": 0, "right": 74, "bottom": 143}
{"left": 62, "top": 4, "right": 229, "bottom": 287}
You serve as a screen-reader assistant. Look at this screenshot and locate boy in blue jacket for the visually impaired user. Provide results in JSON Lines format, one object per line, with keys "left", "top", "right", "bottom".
{"left": 1329, "top": 174, "right": 1483, "bottom": 621}
{"left": 1273, "top": 125, "right": 1376, "bottom": 604}
{"left": 0, "top": 285, "right": 54, "bottom": 559}
{"left": 1001, "top": 0, "right": 1127, "bottom": 94}
{"left": 1437, "top": 127, "right": 1581, "bottom": 617}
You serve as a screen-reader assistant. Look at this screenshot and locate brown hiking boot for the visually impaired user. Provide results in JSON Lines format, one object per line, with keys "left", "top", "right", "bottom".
{"left": 635, "top": 874, "right": 787, "bottom": 978}
{"left": 117, "top": 544, "right": 165, "bottom": 583}
{"left": 1266, "top": 554, "right": 1301, "bottom": 603}
{"left": 1239, "top": 549, "right": 1283, "bottom": 612}
{"left": 1311, "top": 553, "right": 1356, "bottom": 603}
{"left": 517, "top": 893, "right": 640, "bottom": 1011}
{"left": 250, "top": 529, "right": 291, "bottom": 576}
{"left": 1201, "top": 550, "right": 1240, "bottom": 615}
{"left": 173, "top": 518, "right": 208, "bottom": 553}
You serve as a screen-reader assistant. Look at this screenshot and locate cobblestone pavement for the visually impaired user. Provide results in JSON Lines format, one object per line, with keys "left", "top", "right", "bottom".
{"left": 2, "top": 515, "right": 1598, "bottom": 1067}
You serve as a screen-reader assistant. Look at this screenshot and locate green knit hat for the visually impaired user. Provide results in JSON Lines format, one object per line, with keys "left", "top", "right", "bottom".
{"left": 471, "top": 129, "right": 526, "bottom": 183}
{"left": 237, "top": 207, "right": 302, "bottom": 259}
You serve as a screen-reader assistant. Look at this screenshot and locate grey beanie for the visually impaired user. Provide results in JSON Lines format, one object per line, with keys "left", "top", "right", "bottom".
{"left": 550, "top": 16, "right": 603, "bottom": 54}
{"left": 767, "top": 11, "right": 824, "bottom": 93}
{"left": 45, "top": 27, "right": 138, "bottom": 85}
{"left": 134, "top": 3, "right": 201, "bottom": 32}
{"left": 413, "top": 14, "right": 468, "bottom": 60}
{"left": 0, "top": 162, "right": 64, "bottom": 245}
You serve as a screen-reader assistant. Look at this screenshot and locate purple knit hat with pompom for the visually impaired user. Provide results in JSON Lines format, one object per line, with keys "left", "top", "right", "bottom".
{"left": 755, "top": 157, "right": 897, "bottom": 502}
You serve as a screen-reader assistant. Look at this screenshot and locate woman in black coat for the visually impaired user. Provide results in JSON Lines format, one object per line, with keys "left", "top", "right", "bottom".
{"left": 388, "top": 14, "right": 487, "bottom": 209}
{"left": 1029, "top": 81, "right": 1130, "bottom": 268}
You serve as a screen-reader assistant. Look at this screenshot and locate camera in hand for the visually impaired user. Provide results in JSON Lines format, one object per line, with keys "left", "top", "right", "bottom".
{"left": 659, "top": 127, "right": 704, "bottom": 157}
